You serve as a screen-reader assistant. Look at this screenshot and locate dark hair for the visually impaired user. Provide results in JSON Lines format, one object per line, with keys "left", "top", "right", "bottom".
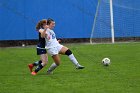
{"left": 47, "top": 18, "right": 54, "bottom": 25}
{"left": 36, "top": 19, "right": 47, "bottom": 31}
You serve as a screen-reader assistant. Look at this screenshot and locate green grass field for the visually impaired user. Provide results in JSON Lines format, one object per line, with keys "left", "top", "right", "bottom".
{"left": 0, "top": 43, "right": 140, "bottom": 93}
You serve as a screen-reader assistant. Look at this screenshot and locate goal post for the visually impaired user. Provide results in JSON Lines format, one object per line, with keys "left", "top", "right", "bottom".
{"left": 90, "top": 0, "right": 101, "bottom": 44}
{"left": 110, "top": 0, "right": 115, "bottom": 43}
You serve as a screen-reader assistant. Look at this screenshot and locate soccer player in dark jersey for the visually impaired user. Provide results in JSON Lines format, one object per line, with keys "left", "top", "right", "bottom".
{"left": 28, "top": 19, "right": 49, "bottom": 75}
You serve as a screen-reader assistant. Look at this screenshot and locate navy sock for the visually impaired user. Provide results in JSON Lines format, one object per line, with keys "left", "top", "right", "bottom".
{"left": 34, "top": 64, "right": 43, "bottom": 73}
{"left": 33, "top": 60, "right": 42, "bottom": 66}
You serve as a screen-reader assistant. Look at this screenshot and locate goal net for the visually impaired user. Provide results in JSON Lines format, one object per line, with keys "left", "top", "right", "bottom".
{"left": 90, "top": 0, "right": 140, "bottom": 44}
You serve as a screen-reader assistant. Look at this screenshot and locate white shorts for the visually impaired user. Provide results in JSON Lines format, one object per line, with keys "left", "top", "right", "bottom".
{"left": 47, "top": 44, "right": 63, "bottom": 56}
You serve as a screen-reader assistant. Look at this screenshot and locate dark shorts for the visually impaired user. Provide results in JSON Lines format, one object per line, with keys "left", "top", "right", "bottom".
{"left": 36, "top": 48, "right": 47, "bottom": 55}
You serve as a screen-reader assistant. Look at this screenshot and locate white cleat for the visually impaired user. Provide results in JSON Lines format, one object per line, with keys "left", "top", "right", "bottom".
{"left": 46, "top": 71, "right": 53, "bottom": 75}
{"left": 76, "top": 65, "right": 85, "bottom": 69}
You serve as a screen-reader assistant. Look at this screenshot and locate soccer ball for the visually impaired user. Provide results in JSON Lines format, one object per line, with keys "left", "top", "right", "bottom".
{"left": 102, "top": 58, "right": 110, "bottom": 66}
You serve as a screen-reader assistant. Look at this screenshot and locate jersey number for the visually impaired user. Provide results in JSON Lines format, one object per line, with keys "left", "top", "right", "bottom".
{"left": 52, "top": 34, "right": 56, "bottom": 39}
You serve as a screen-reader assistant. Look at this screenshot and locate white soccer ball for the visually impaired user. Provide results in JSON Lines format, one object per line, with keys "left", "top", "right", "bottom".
{"left": 102, "top": 58, "right": 110, "bottom": 66}
{"left": 22, "top": 43, "right": 25, "bottom": 47}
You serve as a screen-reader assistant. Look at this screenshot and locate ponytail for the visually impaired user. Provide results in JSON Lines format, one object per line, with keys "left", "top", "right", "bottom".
{"left": 36, "top": 19, "right": 47, "bottom": 31}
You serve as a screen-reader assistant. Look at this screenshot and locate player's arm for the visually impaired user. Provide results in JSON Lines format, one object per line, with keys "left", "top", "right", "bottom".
{"left": 39, "top": 25, "right": 49, "bottom": 38}
{"left": 39, "top": 29, "right": 47, "bottom": 38}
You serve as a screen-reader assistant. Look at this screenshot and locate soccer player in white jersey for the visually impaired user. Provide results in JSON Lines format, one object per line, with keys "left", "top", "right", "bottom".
{"left": 43, "top": 18, "right": 85, "bottom": 74}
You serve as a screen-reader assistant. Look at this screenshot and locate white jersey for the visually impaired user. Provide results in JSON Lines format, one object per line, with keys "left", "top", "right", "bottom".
{"left": 45, "top": 28, "right": 60, "bottom": 49}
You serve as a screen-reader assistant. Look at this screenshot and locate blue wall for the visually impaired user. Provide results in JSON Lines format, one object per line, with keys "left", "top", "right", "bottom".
{"left": 113, "top": 0, "right": 140, "bottom": 37}
{"left": 0, "top": 0, "right": 97, "bottom": 40}
{"left": 0, "top": 0, "right": 140, "bottom": 40}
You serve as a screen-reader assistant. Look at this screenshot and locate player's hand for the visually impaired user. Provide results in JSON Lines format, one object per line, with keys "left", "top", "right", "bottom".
{"left": 44, "top": 25, "right": 49, "bottom": 29}
{"left": 57, "top": 39, "right": 61, "bottom": 43}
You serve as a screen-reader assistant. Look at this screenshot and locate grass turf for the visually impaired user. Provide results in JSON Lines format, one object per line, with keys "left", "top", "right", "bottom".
{"left": 0, "top": 43, "right": 140, "bottom": 93}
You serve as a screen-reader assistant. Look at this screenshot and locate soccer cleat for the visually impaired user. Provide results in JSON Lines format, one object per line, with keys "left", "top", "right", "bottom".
{"left": 46, "top": 71, "right": 53, "bottom": 75}
{"left": 31, "top": 71, "right": 37, "bottom": 75}
{"left": 76, "top": 65, "right": 85, "bottom": 69}
{"left": 28, "top": 64, "right": 34, "bottom": 72}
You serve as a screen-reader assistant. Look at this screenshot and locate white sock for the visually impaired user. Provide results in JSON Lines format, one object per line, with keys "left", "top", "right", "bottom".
{"left": 68, "top": 54, "right": 79, "bottom": 66}
{"left": 48, "top": 63, "right": 58, "bottom": 72}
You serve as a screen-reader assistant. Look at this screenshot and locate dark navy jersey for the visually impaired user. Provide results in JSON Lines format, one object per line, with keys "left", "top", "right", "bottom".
{"left": 37, "top": 32, "right": 45, "bottom": 48}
